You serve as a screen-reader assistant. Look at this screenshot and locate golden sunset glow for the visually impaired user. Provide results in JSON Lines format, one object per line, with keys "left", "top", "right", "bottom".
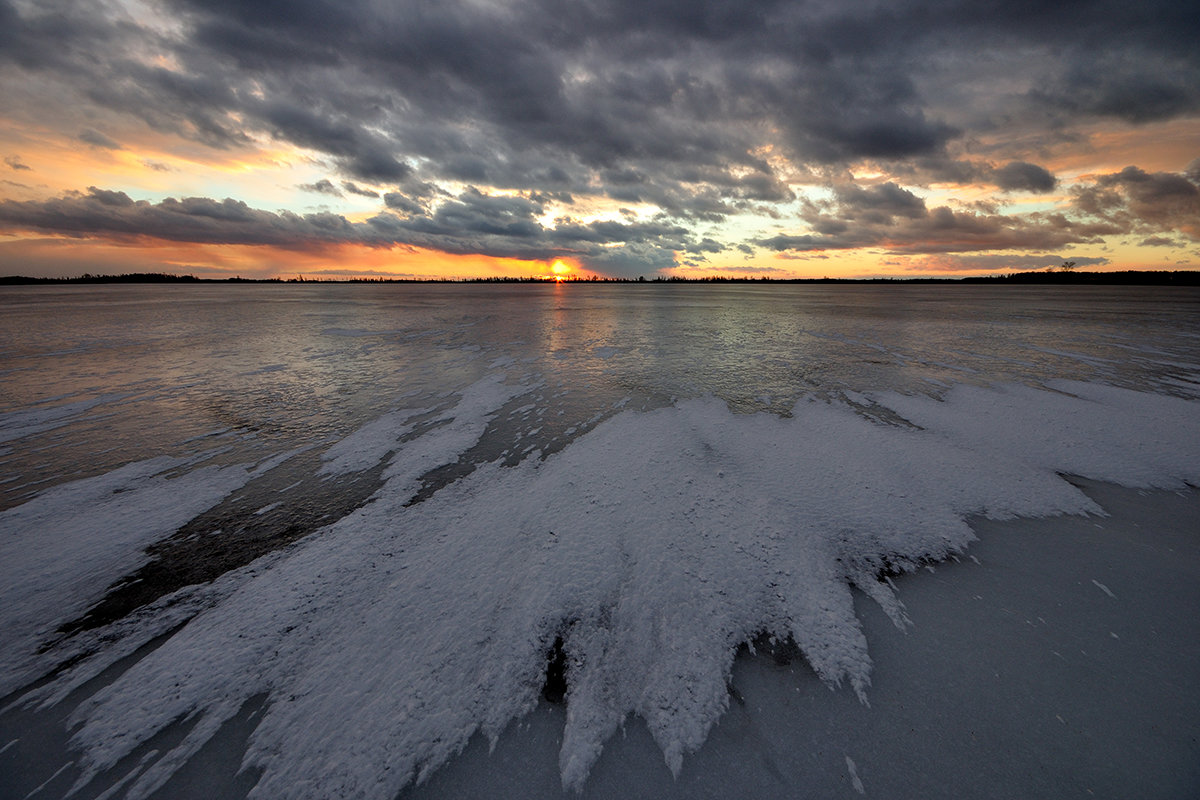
{"left": 0, "top": 1, "right": 1195, "bottom": 280}
{"left": 0, "top": 237, "right": 559, "bottom": 281}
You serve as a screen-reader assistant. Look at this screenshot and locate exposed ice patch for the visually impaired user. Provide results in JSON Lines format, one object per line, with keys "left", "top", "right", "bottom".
{"left": 318, "top": 407, "right": 428, "bottom": 477}
{"left": 23, "top": 760, "right": 74, "bottom": 799}
{"left": 378, "top": 373, "right": 533, "bottom": 496}
{"left": 0, "top": 445, "right": 307, "bottom": 700}
{"left": 239, "top": 364, "right": 288, "bottom": 376}
{"left": 0, "top": 394, "right": 128, "bottom": 445}
{"left": 0, "top": 458, "right": 246, "bottom": 696}
{"left": 49, "top": 381, "right": 1200, "bottom": 800}
{"left": 319, "top": 374, "right": 530, "bottom": 484}
{"left": 321, "top": 328, "right": 392, "bottom": 338}
{"left": 3, "top": 379, "right": 1197, "bottom": 800}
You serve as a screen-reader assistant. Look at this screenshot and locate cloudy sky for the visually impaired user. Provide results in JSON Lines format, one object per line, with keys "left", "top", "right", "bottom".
{"left": 1, "top": 0, "right": 1197, "bottom": 279}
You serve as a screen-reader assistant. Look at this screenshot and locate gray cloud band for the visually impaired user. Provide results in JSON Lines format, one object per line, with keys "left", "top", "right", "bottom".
{"left": 0, "top": 0, "right": 1197, "bottom": 272}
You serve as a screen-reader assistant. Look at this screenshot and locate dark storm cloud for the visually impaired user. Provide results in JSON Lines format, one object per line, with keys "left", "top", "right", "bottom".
{"left": 756, "top": 185, "right": 1113, "bottom": 256}
{"left": 1187, "top": 159, "right": 1200, "bottom": 184}
{"left": 370, "top": 185, "right": 713, "bottom": 274}
{"left": 299, "top": 179, "right": 343, "bottom": 197}
{"left": 1031, "top": 65, "right": 1200, "bottom": 124}
{"left": 1072, "top": 165, "right": 1200, "bottom": 240}
{"left": 833, "top": 183, "right": 928, "bottom": 222}
{"left": 2, "top": 0, "right": 1198, "bottom": 269}
{"left": 1139, "top": 236, "right": 1182, "bottom": 248}
{"left": 84, "top": 61, "right": 253, "bottom": 150}
{"left": 382, "top": 192, "right": 425, "bottom": 216}
{"left": 392, "top": 188, "right": 545, "bottom": 242}
{"left": 9, "top": 1, "right": 1199, "bottom": 170}
{"left": 0, "top": 187, "right": 390, "bottom": 248}
{"left": 0, "top": 0, "right": 119, "bottom": 70}
{"left": 991, "top": 162, "right": 1056, "bottom": 194}
{"left": 0, "top": 186, "right": 715, "bottom": 277}
{"left": 886, "top": 158, "right": 1059, "bottom": 194}
{"left": 258, "top": 103, "right": 411, "bottom": 182}
{"left": 342, "top": 181, "right": 380, "bottom": 198}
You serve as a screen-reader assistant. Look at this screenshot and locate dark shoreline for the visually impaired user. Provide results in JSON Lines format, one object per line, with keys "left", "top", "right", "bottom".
{"left": 2, "top": 270, "right": 1199, "bottom": 286}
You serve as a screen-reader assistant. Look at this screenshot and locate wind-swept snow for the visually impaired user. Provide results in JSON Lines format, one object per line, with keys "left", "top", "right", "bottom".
{"left": 42, "top": 380, "right": 1199, "bottom": 800}
{"left": 0, "top": 394, "right": 127, "bottom": 444}
{"left": 0, "top": 455, "right": 271, "bottom": 697}
{"left": 876, "top": 381, "right": 1200, "bottom": 490}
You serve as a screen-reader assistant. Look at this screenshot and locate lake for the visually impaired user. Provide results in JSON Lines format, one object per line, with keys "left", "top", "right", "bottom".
{"left": 2, "top": 283, "right": 1198, "bottom": 799}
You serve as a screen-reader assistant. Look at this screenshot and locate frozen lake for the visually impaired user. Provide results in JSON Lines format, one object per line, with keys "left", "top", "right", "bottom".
{"left": 1, "top": 283, "right": 1198, "bottom": 799}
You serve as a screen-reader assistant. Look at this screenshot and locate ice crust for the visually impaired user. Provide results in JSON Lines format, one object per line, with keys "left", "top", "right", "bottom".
{"left": 29, "top": 377, "right": 1196, "bottom": 799}
{"left": 319, "top": 374, "right": 530, "bottom": 481}
{"left": 0, "top": 455, "right": 266, "bottom": 697}
{"left": 0, "top": 394, "right": 126, "bottom": 444}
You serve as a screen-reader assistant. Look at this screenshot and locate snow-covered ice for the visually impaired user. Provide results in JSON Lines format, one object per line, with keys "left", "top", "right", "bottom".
{"left": 0, "top": 453, "right": 282, "bottom": 698}
{"left": 1, "top": 283, "right": 1198, "bottom": 800}
{"left": 7, "top": 378, "right": 1194, "bottom": 800}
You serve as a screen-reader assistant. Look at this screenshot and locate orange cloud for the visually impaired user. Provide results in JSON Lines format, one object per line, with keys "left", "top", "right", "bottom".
{"left": 1044, "top": 118, "right": 1200, "bottom": 178}
{"left": 0, "top": 236, "right": 562, "bottom": 281}
{"left": 0, "top": 116, "right": 322, "bottom": 207}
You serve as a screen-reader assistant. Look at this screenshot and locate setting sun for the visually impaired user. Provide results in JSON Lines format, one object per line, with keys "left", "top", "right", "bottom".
{"left": 550, "top": 260, "right": 570, "bottom": 280}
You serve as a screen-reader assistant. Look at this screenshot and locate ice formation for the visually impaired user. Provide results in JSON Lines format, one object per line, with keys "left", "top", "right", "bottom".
{"left": 2, "top": 376, "right": 1192, "bottom": 799}
{"left": 0, "top": 452, "right": 290, "bottom": 697}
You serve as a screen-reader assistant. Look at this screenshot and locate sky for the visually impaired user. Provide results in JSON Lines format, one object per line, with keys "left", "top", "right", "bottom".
{"left": 0, "top": 0, "right": 1197, "bottom": 280}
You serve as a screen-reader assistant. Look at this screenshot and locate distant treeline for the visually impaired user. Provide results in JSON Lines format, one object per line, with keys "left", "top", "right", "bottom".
{"left": 960, "top": 270, "right": 1200, "bottom": 286}
{"left": 1, "top": 272, "right": 210, "bottom": 284}
{"left": 2, "top": 270, "right": 1198, "bottom": 286}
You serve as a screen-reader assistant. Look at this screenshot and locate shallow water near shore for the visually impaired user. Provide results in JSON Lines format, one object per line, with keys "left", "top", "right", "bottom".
{"left": 1, "top": 283, "right": 1198, "bottom": 799}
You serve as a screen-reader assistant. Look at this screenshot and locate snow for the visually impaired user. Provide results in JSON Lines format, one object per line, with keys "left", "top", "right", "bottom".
{"left": 18, "top": 379, "right": 1193, "bottom": 800}
{"left": 406, "top": 477, "right": 1199, "bottom": 800}
{"left": 376, "top": 374, "right": 533, "bottom": 492}
{"left": 845, "top": 756, "right": 865, "bottom": 795}
{"left": 319, "top": 375, "right": 537, "bottom": 481}
{"left": 875, "top": 381, "right": 1200, "bottom": 491}
{"left": 0, "top": 394, "right": 128, "bottom": 444}
{"left": 0, "top": 449, "right": 300, "bottom": 699}
{"left": 318, "top": 407, "right": 428, "bottom": 476}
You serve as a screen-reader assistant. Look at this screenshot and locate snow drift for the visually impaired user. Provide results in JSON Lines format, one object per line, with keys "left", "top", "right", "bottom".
{"left": 4, "top": 377, "right": 1192, "bottom": 799}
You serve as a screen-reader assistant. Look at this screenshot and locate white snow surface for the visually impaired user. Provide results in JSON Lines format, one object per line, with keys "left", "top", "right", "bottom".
{"left": 318, "top": 408, "right": 427, "bottom": 476}
{"left": 0, "top": 455, "right": 267, "bottom": 697}
{"left": 876, "top": 381, "right": 1200, "bottom": 490}
{"left": 41, "top": 379, "right": 1200, "bottom": 800}
{"left": 320, "top": 374, "right": 531, "bottom": 489}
